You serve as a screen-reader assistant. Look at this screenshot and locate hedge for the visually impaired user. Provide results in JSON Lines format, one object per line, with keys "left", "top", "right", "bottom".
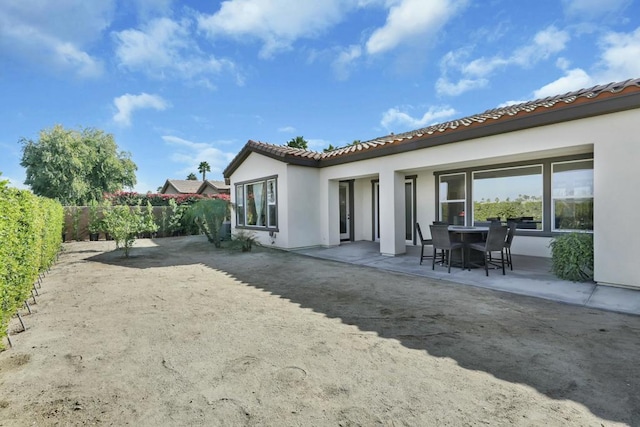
{"left": 103, "top": 191, "right": 229, "bottom": 207}
{"left": 0, "top": 187, "right": 63, "bottom": 348}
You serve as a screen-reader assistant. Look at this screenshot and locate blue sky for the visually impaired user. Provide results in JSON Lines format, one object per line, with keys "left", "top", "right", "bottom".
{"left": 1, "top": 0, "right": 639, "bottom": 194}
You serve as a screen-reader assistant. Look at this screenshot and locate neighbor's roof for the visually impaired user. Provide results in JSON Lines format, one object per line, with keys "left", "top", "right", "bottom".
{"left": 223, "top": 78, "right": 640, "bottom": 178}
{"left": 197, "top": 180, "right": 230, "bottom": 193}
{"left": 160, "top": 179, "right": 203, "bottom": 194}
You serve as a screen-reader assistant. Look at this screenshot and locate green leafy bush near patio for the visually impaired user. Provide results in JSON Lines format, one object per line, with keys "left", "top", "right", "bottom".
{"left": 550, "top": 232, "right": 594, "bottom": 282}
{"left": 0, "top": 184, "right": 63, "bottom": 348}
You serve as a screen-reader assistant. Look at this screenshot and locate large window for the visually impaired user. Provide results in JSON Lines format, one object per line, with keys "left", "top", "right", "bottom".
{"left": 436, "top": 155, "right": 593, "bottom": 234}
{"left": 235, "top": 177, "right": 278, "bottom": 229}
{"left": 552, "top": 160, "right": 593, "bottom": 231}
{"left": 439, "top": 173, "right": 466, "bottom": 226}
{"left": 473, "top": 165, "right": 543, "bottom": 230}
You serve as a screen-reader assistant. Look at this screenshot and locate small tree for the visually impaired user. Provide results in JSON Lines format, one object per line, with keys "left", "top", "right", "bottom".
{"left": 186, "top": 172, "right": 197, "bottom": 180}
{"left": 102, "top": 205, "right": 144, "bottom": 257}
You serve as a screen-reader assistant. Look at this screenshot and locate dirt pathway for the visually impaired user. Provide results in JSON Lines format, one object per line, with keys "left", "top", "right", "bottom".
{"left": 1, "top": 236, "right": 638, "bottom": 426}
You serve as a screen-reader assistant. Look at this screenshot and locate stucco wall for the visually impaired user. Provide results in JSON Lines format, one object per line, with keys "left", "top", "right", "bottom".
{"left": 284, "top": 165, "right": 321, "bottom": 248}
{"left": 593, "top": 111, "right": 640, "bottom": 289}
{"left": 229, "top": 108, "right": 640, "bottom": 288}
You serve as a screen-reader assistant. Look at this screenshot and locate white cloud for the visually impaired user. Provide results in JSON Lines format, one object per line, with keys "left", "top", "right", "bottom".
{"left": 113, "top": 93, "right": 170, "bottom": 127}
{"left": 306, "top": 138, "right": 332, "bottom": 151}
{"left": 162, "top": 135, "right": 237, "bottom": 180}
{"left": 332, "top": 45, "right": 362, "bottom": 80}
{"left": 562, "top": 0, "right": 631, "bottom": 20}
{"left": 437, "top": 26, "right": 570, "bottom": 96}
{"left": 114, "top": 17, "right": 240, "bottom": 85}
{"left": 533, "top": 69, "right": 593, "bottom": 98}
{"left": 197, "top": 0, "right": 349, "bottom": 58}
{"left": 278, "top": 126, "right": 296, "bottom": 133}
{"left": 532, "top": 26, "right": 640, "bottom": 99}
{"left": 381, "top": 105, "right": 457, "bottom": 130}
{"left": 366, "top": 0, "right": 465, "bottom": 55}
{"left": 596, "top": 27, "right": 640, "bottom": 82}
{"left": 435, "top": 77, "right": 488, "bottom": 96}
{"left": 0, "top": 0, "right": 110, "bottom": 78}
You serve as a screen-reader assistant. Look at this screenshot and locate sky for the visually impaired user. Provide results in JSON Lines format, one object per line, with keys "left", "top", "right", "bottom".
{"left": 1, "top": 0, "right": 639, "bottom": 194}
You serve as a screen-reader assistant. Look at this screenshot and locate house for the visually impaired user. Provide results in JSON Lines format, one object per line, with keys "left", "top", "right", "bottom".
{"left": 197, "top": 180, "right": 231, "bottom": 196}
{"left": 160, "top": 179, "right": 203, "bottom": 195}
{"left": 223, "top": 78, "right": 640, "bottom": 290}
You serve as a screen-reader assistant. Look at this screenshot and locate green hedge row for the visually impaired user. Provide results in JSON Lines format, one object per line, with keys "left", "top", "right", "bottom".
{"left": 0, "top": 186, "right": 63, "bottom": 348}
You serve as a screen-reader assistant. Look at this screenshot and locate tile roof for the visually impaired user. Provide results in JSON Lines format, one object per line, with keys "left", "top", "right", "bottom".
{"left": 161, "top": 179, "right": 203, "bottom": 194}
{"left": 198, "top": 180, "right": 230, "bottom": 193}
{"left": 224, "top": 78, "right": 640, "bottom": 177}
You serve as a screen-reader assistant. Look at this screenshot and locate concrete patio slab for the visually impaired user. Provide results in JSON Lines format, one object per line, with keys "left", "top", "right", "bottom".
{"left": 294, "top": 241, "right": 640, "bottom": 316}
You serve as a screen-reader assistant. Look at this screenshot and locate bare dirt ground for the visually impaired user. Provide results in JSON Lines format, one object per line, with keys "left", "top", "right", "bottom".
{"left": 0, "top": 235, "right": 639, "bottom": 426}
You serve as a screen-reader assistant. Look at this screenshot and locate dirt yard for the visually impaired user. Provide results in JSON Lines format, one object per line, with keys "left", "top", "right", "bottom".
{"left": 0, "top": 236, "right": 638, "bottom": 426}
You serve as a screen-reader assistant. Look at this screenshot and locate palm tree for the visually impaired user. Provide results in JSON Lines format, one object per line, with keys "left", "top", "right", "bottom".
{"left": 198, "top": 161, "right": 211, "bottom": 181}
{"left": 286, "top": 136, "right": 308, "bottom": 150}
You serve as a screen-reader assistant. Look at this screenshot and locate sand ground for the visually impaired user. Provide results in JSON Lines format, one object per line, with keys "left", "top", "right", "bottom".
{"left": 0, "top": 235, "right": 638, "bottom": 426}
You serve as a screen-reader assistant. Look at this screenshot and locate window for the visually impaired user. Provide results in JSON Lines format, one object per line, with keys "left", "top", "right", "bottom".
{"left": 439, "top": 173, "right": 466, "bottom": 226}
{"left": 552, "top": 160, "right": 593, "bottom": 231}
{"left": 235, "top": 177, "right": 278, "bottom": 229}
{"left": 473, "top": 165, "right": 543, "bottom": 230}
{"left": 267, "top": 179, "right": 277, "bottom": 228}
{"left": 236, "top": 185, "right": 245, "bottom": 225}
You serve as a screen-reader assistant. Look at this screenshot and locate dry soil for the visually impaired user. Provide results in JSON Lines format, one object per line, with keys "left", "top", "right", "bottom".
{"left": 0, "top": 236, "right": 638, "bottom": 426}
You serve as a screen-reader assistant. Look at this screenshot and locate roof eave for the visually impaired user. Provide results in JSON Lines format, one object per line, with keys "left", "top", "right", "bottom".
{"left": 319, "top": 90, "right": 640, "bottom": 167}
{"left": 223, "top": 142, "right": 320, "bottom": 178}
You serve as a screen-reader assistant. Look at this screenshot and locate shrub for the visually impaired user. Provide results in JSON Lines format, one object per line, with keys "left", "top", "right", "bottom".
{"left": 101, "top": 205, "right": 144, "bottom": 257}
{"left": 185, "top": 198, "right": 230, "bottom": 247}
{"left": 550, "top": 232, "right": 594, "bottom": 282}
{"left": 0, "top": 188, "right": 62, "bottom": 348}
{"left": 230, "top": 230, "right": 258, "bottom": 252}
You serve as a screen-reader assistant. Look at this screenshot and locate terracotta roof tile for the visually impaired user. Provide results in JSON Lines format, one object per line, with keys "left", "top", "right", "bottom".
{"left": 224, "top": 78, "right": 640, "bottom": 177}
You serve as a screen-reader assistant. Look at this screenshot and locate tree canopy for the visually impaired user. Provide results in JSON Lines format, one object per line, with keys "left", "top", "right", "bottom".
{"left": 186, "top": 172, "right": 198, "bottom": 180}
{"left": 198, "top": 161, "right": 211, "bottom": 181}
{"left": 20, "top": 125, "right": 137, "bottom": 205}
{"left": 286, "top": 136, "right": 308, "bottom": 150}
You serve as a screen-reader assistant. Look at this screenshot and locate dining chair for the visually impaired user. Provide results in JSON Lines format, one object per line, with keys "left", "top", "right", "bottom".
{"left": 468, "top": 225, "right": 509, "bottom": 276}
{"left": 504, "top": 221, "right": 517, "bottom": 270}
{"left": 429, "top": 224, "right": 464, "bottom": 273}
{"left": 416, "top": 223, "right": 439, "bottom": 265}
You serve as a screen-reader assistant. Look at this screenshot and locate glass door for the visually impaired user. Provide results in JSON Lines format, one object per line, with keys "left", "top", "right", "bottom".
{"left": 372, "top": 179, "right": 415, "bottom": 244}
{"left": 339, "top": 182, "right": 350, "bottom": 240}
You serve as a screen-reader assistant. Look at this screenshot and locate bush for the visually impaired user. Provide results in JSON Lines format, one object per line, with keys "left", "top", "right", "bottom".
{"left": 230, "top": 230, "right": 257, "bottom": 252}
{"left": 102, "top": 205, "right": 144, "bottom": 257}
{"left": 0, "top": 188, "right": 62, "bottom": 348}
{"left": 550, "top": 232, "right": 594, "bottom": 282}
{"left": 185, "top": 198, "right": 230, "bottom": 247}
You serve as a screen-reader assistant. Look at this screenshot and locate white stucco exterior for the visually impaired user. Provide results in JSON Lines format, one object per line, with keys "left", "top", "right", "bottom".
{"left": 226, "top": 86, "right": 640, "bottom": 290}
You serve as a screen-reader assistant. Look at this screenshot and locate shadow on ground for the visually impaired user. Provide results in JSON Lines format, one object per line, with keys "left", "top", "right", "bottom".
{"left": 87, "top": 236, "right": 640, "bottom": 425}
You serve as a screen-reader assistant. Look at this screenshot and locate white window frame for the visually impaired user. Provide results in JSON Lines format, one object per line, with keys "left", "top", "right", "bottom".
{"left": 439, "top": 172, "right": 466, "bottom": 225}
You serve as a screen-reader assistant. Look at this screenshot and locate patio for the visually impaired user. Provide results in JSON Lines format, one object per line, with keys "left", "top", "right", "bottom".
{"left": 294, "top": 241, "right": 640, "bottom": 316}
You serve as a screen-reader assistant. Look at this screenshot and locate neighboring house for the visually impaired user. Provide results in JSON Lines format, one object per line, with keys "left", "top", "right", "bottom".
{"left": 223, "top": 78, "right": 640, "bottom": 290}
{"left": 197, "top": 180, "right": 231, "bottom": 196}
{"left": 160, "top": 179, "right": 203, "bottom": 195}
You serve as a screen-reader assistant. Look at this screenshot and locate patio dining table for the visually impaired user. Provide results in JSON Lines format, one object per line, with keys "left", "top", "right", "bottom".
{"left": 447, "top": 225, "right": 489, "bottom": 268}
